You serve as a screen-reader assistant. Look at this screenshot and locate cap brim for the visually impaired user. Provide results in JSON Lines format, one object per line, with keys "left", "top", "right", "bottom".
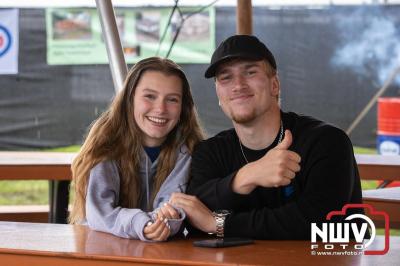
{"left": 204, "top": 53, "right": 264, "bottom": 78}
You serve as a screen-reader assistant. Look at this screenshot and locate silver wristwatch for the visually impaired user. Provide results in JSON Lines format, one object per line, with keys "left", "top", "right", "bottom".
{"left": 212, "top": 210, "right": 231, "bottom": 238}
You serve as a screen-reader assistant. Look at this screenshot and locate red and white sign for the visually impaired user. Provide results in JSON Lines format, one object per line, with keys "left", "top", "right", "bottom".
{"left": 0, "top": 9, "right": 18, "bottom": 74}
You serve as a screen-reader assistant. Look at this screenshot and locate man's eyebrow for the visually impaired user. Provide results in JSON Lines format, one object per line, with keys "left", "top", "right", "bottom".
{"left": 217, "top": 62, "right": 261, "bottom": 74}
{"left": 216, "top": 68, "right": 230, "bottom": 75}
{"left": 243, "top": 62, "right": 261, "bottom": 69}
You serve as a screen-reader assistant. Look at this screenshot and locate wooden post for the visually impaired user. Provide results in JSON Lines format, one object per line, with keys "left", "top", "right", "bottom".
{"left": 236, "top": 0, "right": 253, "bottom": 35}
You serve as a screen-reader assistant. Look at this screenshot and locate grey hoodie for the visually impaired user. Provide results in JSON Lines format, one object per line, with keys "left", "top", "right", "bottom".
{"left": 84, "top": 144, "right": 190, "bottom": 241}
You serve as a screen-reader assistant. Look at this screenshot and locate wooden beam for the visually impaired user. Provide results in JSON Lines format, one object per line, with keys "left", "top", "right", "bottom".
{"left": 355, "top": 154, "right": 400, "bottom": 182}
{"left": 0, "top": 205, "right": 49, "bottom": 223}
{"left": 236, "top": 0, "right": 253, "bottom": 35}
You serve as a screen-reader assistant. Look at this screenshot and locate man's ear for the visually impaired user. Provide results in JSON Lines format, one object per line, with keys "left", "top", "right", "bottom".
{"left": 271, "top": 75, "right": 280, "bottom": 97}
{"left": 215, "top": 83, "right": 222, "bottom": 106}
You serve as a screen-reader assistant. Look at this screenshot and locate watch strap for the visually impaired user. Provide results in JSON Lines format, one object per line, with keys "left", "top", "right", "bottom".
{"left": 213, "top": 210, "right": 230, "bottom": 238}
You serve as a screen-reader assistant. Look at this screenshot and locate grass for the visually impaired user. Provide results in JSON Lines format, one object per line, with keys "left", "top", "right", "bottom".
{"left": 42, "top": 145, "right": 81, "bottom": 152}
{"left": 377, "top": 228, "right": 400, "bottom": 236}
{"left": 0, "top": 180, "right": 48, "bottom": 205}
{"left": 354, "top": 146, "right": 377, "bottom": 154}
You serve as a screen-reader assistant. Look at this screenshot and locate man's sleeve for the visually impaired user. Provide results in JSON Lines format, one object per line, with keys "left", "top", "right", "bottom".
{"left": 187, "top": 141, "right": 248, "bottom": 211}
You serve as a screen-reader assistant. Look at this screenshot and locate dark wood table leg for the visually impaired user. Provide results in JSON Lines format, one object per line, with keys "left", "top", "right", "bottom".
{"left": 48, "top": 180, "right": 70, "bottom": 224}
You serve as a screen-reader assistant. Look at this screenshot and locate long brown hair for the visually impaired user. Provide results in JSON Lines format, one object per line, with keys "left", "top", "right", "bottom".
{"left": 69, "top": 57, "right": 205, "bottom": 224}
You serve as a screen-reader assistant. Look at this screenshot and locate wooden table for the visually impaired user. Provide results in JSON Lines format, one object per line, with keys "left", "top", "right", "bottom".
{"left": 356, "top": 155, "right": 400, "bottom": 228}
{"left": 0, "top": 152, "right": 76, "bottom": 223}
{"left": 0, "top": 222, "right": 398, "bottom": 266}
{"left": 363, "top": 187, "right": 400, "bottom": 228}
{"left": 355, "top": 154, "right": 400, "bottom": 185}
{"left": 363, "top": 187, "right": 400, "bottom": 201}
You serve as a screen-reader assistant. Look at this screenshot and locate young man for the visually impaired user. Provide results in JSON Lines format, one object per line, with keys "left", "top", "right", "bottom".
{"left": 170, "top": 35, "right": 364, "bottom": 239}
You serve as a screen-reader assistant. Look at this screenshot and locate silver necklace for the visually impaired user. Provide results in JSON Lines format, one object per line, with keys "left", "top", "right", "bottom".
{"left": 239, "top": 121, "right": 284, "bottom": 164}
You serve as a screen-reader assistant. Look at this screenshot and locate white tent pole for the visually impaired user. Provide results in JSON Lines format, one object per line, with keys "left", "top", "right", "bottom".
{"left": 95, "top": 0, "right": 127, "bottom": 92}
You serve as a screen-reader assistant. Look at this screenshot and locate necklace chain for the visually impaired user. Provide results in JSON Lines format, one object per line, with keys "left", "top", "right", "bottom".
{"left": 239, "top": 121, "right": 284, "bottom": 164}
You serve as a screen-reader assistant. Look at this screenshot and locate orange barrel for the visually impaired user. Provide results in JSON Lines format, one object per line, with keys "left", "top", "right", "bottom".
{"left": 377, "top": 97, "right": 400, "bottom": 155}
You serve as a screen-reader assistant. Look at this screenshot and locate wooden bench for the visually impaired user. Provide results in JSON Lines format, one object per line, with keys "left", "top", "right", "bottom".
{"left": 356, "top": 154, "right": 400, "bottom": 229}
{"left": 356, "top": 154, "right": 400, "bottom": 187}
{"left": 0, "top": 152, "right": 75, "bottom": 223}
{"left": 0, "top": 205, "right": 48, "bottom": 223}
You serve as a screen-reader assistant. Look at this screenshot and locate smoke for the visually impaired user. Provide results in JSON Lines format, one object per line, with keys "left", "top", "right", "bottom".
{"left": 331, "top": 9, "right": 400, "bottom": 86}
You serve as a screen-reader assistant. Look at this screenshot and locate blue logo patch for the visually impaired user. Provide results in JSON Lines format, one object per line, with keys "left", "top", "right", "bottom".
{"left": 283, "top": 184, "right": 294, "bottom": 198}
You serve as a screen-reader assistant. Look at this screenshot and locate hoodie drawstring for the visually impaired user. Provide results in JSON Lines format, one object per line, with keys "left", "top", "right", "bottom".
{"left": 145, "top": 155, "right": 150, "bottom": 211}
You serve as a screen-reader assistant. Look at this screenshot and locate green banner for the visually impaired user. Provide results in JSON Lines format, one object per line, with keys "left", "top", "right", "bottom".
{"left": 46, "top": 7, "right": 215, "bottom": 65}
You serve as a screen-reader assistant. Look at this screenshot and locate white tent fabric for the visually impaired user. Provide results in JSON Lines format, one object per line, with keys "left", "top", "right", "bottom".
{"left": 1, "top": 0, "right": 399, "bottom": 8}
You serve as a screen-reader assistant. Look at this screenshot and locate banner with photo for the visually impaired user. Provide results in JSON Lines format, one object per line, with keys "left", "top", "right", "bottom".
{"left": 46, "top": 7, "right": 215, "bottom": 65}
{"left": 0, "top": 9, "right": 19, "bottom": 74}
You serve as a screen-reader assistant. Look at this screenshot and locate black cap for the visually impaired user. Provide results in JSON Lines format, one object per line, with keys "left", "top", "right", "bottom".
{"left": 205, "top": 35, "right": 277, "bottom": 78}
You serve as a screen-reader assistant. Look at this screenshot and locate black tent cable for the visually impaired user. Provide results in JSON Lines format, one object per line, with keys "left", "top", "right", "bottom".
{"left": 166, "top": 0, "right": 219, "bottom": 58}
{"left": 156, "top": 0, "right": 180, "bottom": 56}
{"left": 155, "top": 0, "right": 219, "bottom": 58}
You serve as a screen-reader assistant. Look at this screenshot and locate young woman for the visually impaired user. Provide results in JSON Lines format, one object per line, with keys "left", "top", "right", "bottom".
{"left": 69, "top": 57, "right": 204, "bottom": 241}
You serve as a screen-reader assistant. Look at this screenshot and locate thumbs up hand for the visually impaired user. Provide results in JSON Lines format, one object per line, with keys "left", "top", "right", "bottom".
{"left": 276, "top": 129, "right": 293, "bottom": 150}
{"left": 256, "top": 129, "right": 301, "bottom": 187}
{"left": 232, "top": 130, "right": 301, "bottom": 194}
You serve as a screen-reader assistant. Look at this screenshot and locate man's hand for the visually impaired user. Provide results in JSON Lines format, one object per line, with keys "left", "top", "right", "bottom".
{"left": 143, "top": 214, "right": 171, "bottom": 241}
{"left": 232, "top": 130, "right": 301, "bottom": 194}
{"left": 169, "top": 193, "right": 216, "bottom": 234}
